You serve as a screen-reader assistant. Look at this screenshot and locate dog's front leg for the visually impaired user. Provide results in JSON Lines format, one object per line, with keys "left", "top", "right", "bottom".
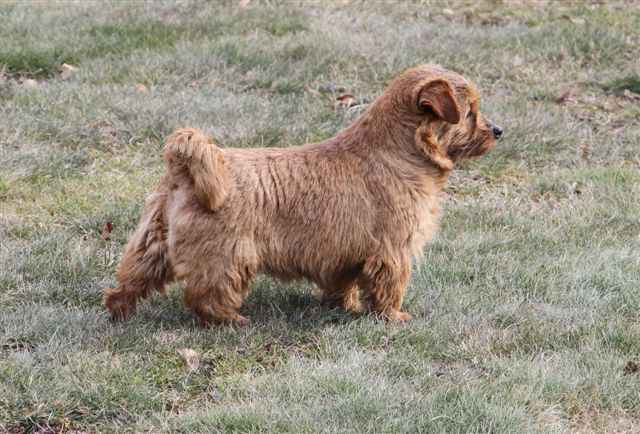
{"left": 358, "top": 253, "right": 412, "bottom": 322}
{"left": 320, "top": 280, "right": 362, "bottom": 313}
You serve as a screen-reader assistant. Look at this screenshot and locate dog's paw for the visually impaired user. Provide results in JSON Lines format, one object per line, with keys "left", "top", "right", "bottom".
{"left": 104, "top": 288, "right": 136, "bottom": 322}
{"left": 196, "top": 312, "right": 250, "bottom": 328}
{"left": 384, "top": 310, "right": 412, "bottom": 322}
{"left": 233, "top": 315, "right": 251, "bottom": 327}
{"left": 341, "top": 292, "right": 363, "bottom": 313}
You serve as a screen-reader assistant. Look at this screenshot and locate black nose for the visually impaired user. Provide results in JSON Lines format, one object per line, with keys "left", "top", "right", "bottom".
{"left": 492, "top": 125, "right": 503, "bottom": 139}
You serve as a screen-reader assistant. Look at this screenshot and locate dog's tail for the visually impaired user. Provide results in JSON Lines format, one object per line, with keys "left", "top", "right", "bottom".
{"left": 104, "top": 190, "right": 174, "bottom": 320}
{"left": 163, "top": 128, "right": 229, "bottom": 211}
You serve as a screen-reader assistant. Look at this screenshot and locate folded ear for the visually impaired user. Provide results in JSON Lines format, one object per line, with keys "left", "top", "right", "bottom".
{"left": 417, "top": 79, "right": 461, "bottom": 124}
{"left": 415, "top": 123, "right": 453, "bottom": 172}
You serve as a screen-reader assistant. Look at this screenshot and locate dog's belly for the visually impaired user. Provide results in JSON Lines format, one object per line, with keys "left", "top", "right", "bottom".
{"left": 256, "top": 215, "right": 374, "bottom": 288}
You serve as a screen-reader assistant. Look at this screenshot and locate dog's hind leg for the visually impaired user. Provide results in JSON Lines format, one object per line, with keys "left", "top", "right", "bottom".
{"left": 183, "top": 269, "right": 253, "bottom": 327}
{"left": 104, "top": 192, "right": 173, "bottom": 321}
{"left": 168, "top": 223, "right": 258, "bottom": 326}
{"left": 358, "top": 253, "right": 412, "bottom": 321}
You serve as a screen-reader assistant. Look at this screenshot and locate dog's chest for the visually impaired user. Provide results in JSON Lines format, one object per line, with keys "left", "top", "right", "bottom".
{"left": 408, "top": 191, "right": 442, "bottom": 259}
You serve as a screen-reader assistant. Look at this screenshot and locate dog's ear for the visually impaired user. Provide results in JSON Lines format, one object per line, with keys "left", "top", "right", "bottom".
{"left": 417, "top": 79, "right": 461, "bottom": 124}
{"left": 415, "top": 123, "right": 454, "bottom": 172}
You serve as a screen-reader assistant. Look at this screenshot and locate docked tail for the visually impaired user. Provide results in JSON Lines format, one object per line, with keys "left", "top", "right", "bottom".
{"left": 163, "top": 128, "right": 229, "bottom": 211}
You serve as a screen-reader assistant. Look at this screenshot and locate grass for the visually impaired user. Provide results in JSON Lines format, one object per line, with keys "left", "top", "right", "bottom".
{"left": 1, "top": 1, "right": 639, "bottom": 433}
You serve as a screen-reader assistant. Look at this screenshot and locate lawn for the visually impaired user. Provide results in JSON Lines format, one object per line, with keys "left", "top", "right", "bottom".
{"left": 1, "top": 1, "right": 640, "bottom": 433}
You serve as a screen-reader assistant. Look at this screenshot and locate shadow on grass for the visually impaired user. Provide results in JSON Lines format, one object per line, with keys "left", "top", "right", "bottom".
{"left": 132, "top": 277, "right": 360, "bottom": 334}
{"left": 99, "top": 278, "right": 359, "bottom": 380}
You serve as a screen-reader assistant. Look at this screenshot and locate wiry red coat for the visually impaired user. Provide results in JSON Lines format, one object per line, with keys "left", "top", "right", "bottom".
{"left": 104, "top": 64, "right": 500, "bottom": 326}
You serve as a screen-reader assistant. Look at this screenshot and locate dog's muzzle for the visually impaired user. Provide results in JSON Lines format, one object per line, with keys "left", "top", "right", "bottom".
{"left": 491, "top": 124, "right": 503, "bottom": 139}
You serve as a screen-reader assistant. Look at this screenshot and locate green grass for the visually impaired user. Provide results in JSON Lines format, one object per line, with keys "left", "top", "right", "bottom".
{"left": 603, "top": 74, "right": 640, "bottom": 94}
{"left": 1, "top": 1, "right": 640, "bottom": 433}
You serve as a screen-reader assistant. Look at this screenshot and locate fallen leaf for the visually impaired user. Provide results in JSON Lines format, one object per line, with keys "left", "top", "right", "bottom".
{"left": 442, "top": 8, "right": 454, "bottom": 16}
{"left": 101, "top": 221, "right": 113, "bottom": 241}
{"left": 177, "top": 348, "right": 200, "bottom": 371}
{"left": 555, "top": 88, "right": 576, "bottom": 105}
{"left": 579, "top": 143, "right": 590, "bottom": 161}
{"left": 571, "top": 182, "right": 582, "bottom": 195}
{"left": 335, "top": 93, "right": 356, "bottom": 108}
{"left": 239, "top": 0, "right": 251, "bottom": 8}
{"left": 135, "top": 83, "right": 149, "bottom": 93}
{"left": 60, "top": 63, "right": 79, "bottom": 80}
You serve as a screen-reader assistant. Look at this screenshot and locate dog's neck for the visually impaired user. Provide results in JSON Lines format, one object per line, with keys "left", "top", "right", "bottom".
{"left": 356, "top": 96, "right": 421, "bottom": 147}
{"left": 334, "top": 96, "right": 451, "bottom": 190}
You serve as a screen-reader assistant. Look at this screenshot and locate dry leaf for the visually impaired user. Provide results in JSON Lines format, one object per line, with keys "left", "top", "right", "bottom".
{"left": 239, "top": 0, "right": 251, "bottom": 8}
{"left": 442, "top": 8, "right": 454, "bottom": 16}
{"left": 579, "top": 143, "right": 590, "bottom": 161}
{"left": 177, "top": 348, "right": 200, "bottom": 371}
{"left": 335, "top": 93, "right": 356, "bottom": 108}
{"left": 531, "top": 192, "right": 541, "bottom": 203}
{"left": 135, "top": 83, "right": 149, "bottom": 93}
{"left": 555, "top": 88, "right": 576, "bottom": 105}
{"left": 101, "top": 222, "right": 113, "bottom": 241}
{"left": 60, "top": 63, "right": 79, "bottom": 80}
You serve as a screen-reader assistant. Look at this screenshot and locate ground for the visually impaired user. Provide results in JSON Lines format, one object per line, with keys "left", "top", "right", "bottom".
{"left": 1, "top": 1, "right": 640, "bottom": 433}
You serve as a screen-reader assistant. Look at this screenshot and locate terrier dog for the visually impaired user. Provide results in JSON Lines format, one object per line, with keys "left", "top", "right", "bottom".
{"left": 104, "top": 64, "right": 502, "bottom": 326}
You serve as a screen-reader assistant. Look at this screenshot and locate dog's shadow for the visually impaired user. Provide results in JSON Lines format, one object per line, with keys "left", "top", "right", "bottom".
{"left": 132, "top": 276, "right": 359, "bottom": 333}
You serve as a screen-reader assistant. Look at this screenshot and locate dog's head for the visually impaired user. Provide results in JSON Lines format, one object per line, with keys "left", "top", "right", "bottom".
{"left": 387, "top": 64, "right": 501, "bottom": 171}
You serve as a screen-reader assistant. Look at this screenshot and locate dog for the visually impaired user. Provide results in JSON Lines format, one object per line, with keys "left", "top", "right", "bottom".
{"left": 104, "top": 64, "right": 502, "bottom": 326}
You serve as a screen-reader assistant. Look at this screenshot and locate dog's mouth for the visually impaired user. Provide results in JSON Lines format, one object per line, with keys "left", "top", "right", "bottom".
{"left": 466, "top": 122, "right": 502, "bottom": 158}
{"left": 449, "top": 134, "right": 496, "bottom": 161}
{"left": 466, "top": 143, "right": 492, "bottom": 159}
{"left": 448, "top": 117, "right": 502, "bottom": 161}
{"left": 475, "top": 139, "right": 496, "bottom": 157}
